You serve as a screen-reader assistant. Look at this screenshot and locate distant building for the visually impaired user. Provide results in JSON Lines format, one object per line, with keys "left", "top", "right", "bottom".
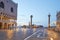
{"left": 56, "top": 11, "right": 60, "bottom": 30}
{"left": 0, "top": 0, "right": 17, "bottom": 29}
{"left": 37, "top": 25, "right": 43, "bottom": 28}
{"left": 32, "top": 24, "right": 43, "bottom": 28}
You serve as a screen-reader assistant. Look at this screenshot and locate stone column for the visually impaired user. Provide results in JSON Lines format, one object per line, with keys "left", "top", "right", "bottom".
{"left": 48, "top": 14, "right": 51, "bottom": 28}
{"left": 1, "top": 15, "right": 3, "bottom": 20}
{"left": 7, "top": 23, "right": 8, "bottom": 29}
{"left": 30, "top": 15, "right": 33, "bottom": 27}
{"left": 14, "top": 23, "right": 17, "bottom": 27}
{"left": 0, "top": 12, "right": 3, "bottom": 20}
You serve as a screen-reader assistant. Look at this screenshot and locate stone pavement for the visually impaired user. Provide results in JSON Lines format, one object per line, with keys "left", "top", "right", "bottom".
{"left": 24, "top": 28, "right": 51, "bottom": 40}
{"left": 0, "top": 28, "right": 60, "bottom": 40}
{"left": 47, "top": 29, "right": 60, "bottom": 40}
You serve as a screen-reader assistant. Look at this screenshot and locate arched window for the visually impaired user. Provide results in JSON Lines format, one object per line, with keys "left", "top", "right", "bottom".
{"left": 0, "top": 2, "right": 4, "bottom": 8}
{"left": 11, "top": 7, "right": 13, "bottom": 12}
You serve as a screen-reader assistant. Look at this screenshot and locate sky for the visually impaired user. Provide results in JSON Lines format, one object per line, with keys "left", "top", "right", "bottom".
{"left": 12, "top": 0, "right": 60, "bottom": 27}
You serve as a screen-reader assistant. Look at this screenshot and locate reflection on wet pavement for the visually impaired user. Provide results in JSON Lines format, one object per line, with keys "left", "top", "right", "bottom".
{"left": 0, "top": 28, "right": 60, "bottom": 40}
{"left": 47, "top": 30, "right": 60, "bottom": 40}
{"left": 24, "top": 28, "right": 49, "bottom": 40}
{"left": 0, "top": 28, "right": 39, "bottom": 40}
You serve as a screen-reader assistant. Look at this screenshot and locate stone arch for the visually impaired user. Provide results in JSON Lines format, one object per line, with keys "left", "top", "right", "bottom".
{"left": 8, "top": 24, "right": 11, "bottom": 29}
{"left": 0, "top": 22, "right": 2, "bottom": 29}
{"left": 12, "top": 24, "right": 14, "bottom": 26}
{"left": 4, "top": 23, "right": 7, "bottom": 29}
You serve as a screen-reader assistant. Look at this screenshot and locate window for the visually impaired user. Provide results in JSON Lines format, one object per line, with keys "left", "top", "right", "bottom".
{"left": 11, "top": 7, "right": 13, "bottom": 12}
{"left": 0, "top": 2, "right": 4, "bottom": 8}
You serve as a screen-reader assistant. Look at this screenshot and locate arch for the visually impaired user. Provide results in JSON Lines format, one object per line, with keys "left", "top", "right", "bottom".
{"left": 12, "top": 24, "right": 14, "bottom": 26}
{"left": 0, "top": 22, "right": 2, "bottom": 29}
{"left": 0, "top": 2, "right": 4, "bottom": 8}
{"left": 4, "top": 23, "right": 7, "bottom": 29}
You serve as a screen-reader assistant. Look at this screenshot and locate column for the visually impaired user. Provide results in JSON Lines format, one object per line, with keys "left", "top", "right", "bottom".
{"left": 48, "top": 14, "right": 51, "bottom": 28}
{"left": 30, "top": 15, "right": 33, "bottom": 27}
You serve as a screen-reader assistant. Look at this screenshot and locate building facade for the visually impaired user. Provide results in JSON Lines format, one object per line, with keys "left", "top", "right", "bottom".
{"left": 56, "top": 11, "right": 60, "bottom": 30}
{"left": 0, "top": 0, "right": 17, "bottom": 29}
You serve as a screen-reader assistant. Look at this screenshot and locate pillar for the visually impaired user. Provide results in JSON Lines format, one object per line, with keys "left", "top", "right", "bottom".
{"left": 48, "top": 14, "right": 51, "bottom": 28}
{"left": 1, "top": 12, "right": 3, "bottom": 20}
{"left": 30, "top": 15, "right": 33, "bottom": 27}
